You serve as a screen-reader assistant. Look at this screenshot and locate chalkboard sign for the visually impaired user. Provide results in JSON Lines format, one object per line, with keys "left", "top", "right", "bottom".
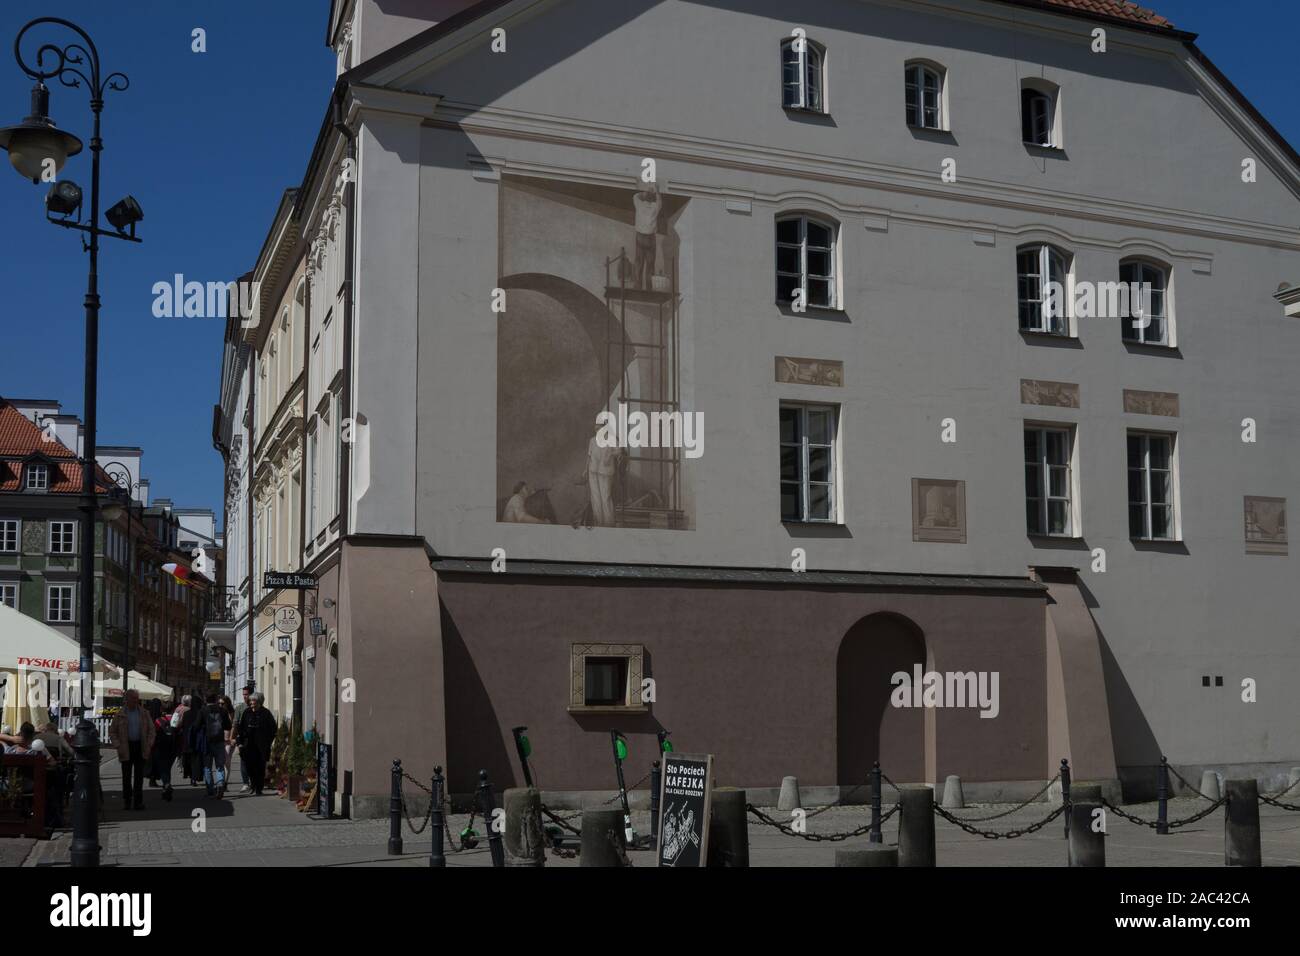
{"left": 317, "top": 741, "right": 332, "bottom": 819}
{"left": 657, "top": 752, "right": 713, "bottom": 867}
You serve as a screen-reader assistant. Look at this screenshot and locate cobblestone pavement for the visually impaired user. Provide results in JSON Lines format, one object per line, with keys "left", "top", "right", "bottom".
{"left": 18, "top": 760, "right": 1300, "bottom": 867}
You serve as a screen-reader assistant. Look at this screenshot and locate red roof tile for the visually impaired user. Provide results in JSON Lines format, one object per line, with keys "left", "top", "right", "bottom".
{"left": 0, "top": 399, "right": 114, "bottom": 494}
{"left": 1012, "top": 0, "right": 1173, "bottom": 29}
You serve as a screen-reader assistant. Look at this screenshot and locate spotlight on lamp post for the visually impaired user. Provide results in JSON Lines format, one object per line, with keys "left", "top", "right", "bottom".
{"left": 0, "top": 17, "right": 139, "bottom": 869}
{"left": 46, "top": 179, "right": 82, "bottom": 216}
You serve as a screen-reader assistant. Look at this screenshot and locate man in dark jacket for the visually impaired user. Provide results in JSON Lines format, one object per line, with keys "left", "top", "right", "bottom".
{"left": 236, "top": 691, "right": 277, "bottom": 795}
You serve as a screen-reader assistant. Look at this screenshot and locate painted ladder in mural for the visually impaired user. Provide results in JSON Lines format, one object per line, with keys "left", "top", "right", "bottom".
{"left": 603, "top": 248, "right": 685, "bottom": 529}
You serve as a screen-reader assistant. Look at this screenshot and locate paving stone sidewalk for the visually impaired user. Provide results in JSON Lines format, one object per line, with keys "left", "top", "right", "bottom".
{"left": 15, "top": 755, "right": 1300, "bottom": 867}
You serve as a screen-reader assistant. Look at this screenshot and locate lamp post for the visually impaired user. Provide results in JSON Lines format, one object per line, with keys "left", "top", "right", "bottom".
{"left": 0, "top": 18, "right": 141, "bottom": 868}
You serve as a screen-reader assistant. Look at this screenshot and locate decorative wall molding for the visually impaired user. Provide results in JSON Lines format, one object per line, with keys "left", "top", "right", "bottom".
{"left": 775, "top": 356, "right": 844, "bottom": 387}
{"left": 1244, "top": 496, "right": 1287, "bottom": 555}
{"left": 1021, "top": 379, "right": 1080, "bottom": 409}
{"left": 912, "top": 478, "right": 967, "bottom": 544}
{"left": 1123, "top": 389, "right": 1180, "bottom": 417}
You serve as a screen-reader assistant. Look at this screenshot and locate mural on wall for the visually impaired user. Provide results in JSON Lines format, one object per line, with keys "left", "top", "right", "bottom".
{"left": 496, "top": 175, "right": 693, "bottom": 530}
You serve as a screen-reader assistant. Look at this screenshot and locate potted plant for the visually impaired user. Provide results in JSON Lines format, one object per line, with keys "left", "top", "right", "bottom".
{"left": 265, "top": 721, "right": 290, "bottom": 794}
{"left": 286, "top": 726, "right": 310, "bottom": 801}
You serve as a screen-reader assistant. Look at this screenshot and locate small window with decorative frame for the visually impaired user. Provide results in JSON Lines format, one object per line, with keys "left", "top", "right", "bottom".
{"left": 569, "top": 643, "right": 647, "bottom": 713}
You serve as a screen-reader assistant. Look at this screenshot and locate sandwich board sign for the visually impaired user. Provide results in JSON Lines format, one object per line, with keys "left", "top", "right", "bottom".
{"left": 657, "top": 752, "right": 713, "bottom": 867}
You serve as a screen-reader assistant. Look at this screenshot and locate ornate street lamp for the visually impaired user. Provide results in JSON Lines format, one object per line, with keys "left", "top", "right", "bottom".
{"left": 0, "top": 18, "right": 141, "bottom": 868}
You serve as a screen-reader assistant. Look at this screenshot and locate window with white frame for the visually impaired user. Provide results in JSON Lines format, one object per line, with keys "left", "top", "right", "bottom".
{"left": 905, "top": 62, "right": 944, "bottom": 129}
{"left": 1021, "top": 82, "right": 1058, "bottom": 147}
{"left": 1025, "top": 426, "right": 1074, "bottom": 536}
{"left": 1119, "top": 259, "right": 1169, "bottom": 346}
{"left": 47, "top": 584, "right": 74, "bottom": 623}
{"left": 0, "top": 583, "right": 15, "bottom": 608}
{"left": 780, "top": 403, "right": 838, "bottom": 523}
{"left": 26, "top": 463, "right": 49, "bottom": 491}
{"left": 1128, "top": 432, "right": 1175, "bottom": 540}
{"left": 781, "top": 37, "right": 825, "bottom": 112}
{"left": 0, "top": 519, "right": 18, "bottom": 552}
{"left": 776, "top": 215, "right": 837, "bottom": 309}
{"left": 1017, "top": 244, "right": 1070, "bottom": 334}
{"left": 49, "top": 520, "right": 75, "bottom": 554}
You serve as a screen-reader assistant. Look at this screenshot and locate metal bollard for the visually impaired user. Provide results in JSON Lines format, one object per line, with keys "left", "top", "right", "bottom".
{"left": 430, "top": 766, "right": 446, "bottom": 868}
{"left": 869, "top": 762, "right": 883, "bottom": 844}
{"left": 1156, "top": 756, "right": 1169, "bottom": 835}
{"left": 1224, "top": 779, "right": 1261, "bottom": 867}
{"left": 388, "top": 759, "right": 403, "bottom": 856}
{"left": 477, "top": 769, "right": 505, "bottom": 868}
{"left": 1068, "top": 784, "right": 1104, "bottom": 867}
{"left": 897, "top": 787, "right": 936, "bottom": 867}
{"left": 1061, "top": 758, "right": 1071, "bottom": 840}
{"left": 649, "top": 760, "right": 661, "bottom": 851}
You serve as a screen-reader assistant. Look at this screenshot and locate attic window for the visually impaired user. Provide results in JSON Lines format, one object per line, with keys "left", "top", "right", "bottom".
{"left": 26, "top": 463, "right": 49, "bottom": 491}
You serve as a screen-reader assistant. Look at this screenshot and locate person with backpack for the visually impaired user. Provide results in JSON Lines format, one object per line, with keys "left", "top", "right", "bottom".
{"left": 199, "top": 693, "right": 232, "bottom": 798}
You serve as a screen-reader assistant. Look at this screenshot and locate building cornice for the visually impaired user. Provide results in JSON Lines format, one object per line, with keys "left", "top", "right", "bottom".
{"left": 437, "top": 101, "right": 1300, "bottom": 251}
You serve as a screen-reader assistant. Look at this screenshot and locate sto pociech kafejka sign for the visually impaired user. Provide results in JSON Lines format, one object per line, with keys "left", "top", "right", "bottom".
{"left": 264, "top": 571, "right": 317, "bottom": 589}
{"left": 657, "top": 752, "right": 713, "bottom": 868}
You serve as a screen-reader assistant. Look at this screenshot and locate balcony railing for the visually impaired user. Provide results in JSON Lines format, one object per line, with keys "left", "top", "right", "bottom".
{"left": 206, "top": 585, "right": 240, "bottom": 624}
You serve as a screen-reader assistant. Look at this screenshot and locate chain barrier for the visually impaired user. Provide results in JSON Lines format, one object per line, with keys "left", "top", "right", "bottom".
{"left": 1259, "top": 793, "right": 1300, "bottom": 812}
{"left": 398, "top": 771, "right": 433, "bottom": 835}
{"left": 1099, "top": 796, "right": 1227, "bottom": 830}
{"left": 803, "top": 781, "right": 870, "bottom": 818}
{"left": 542, "top": 804, "right": 582, "bottom": 835}
{"left": 1164, "top": 764, "right": 1221, "bottom": 801}
{"left": 945, "top": 774, "right": 1061, "bottom": 823}
{"left": 745, "top": 801, "right": 900, "bottom": 842}
{"left": 933, "top": 801, "right": 1064, "bottom": 839}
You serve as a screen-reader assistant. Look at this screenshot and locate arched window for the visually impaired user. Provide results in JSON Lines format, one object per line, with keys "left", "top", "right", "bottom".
{"left": 781, "top": 37, "right": 825, "bottom": 113}
{"left": 1119, "top": 259, "right": 1169, "bottom": 345}
{"left": 905, "top": 62, "right": 944, "bottom": 129}
{"left": 1021, "top": 80, "right": 1059, "bottom": 147}
{"left": 1017, "top": 244, "right": 1070, "bottom": 334}
{"left": 776, "top": 214, "right": 838, "bottom": 309}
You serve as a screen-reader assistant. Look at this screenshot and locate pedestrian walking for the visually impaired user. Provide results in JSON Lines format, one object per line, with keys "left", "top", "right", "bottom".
{"left": 153, "top": 702, "right": 176, "bottom": 802}
{"left": 236, "top": 691, "right": 277, "bottom": 795}
{"left": 233, "top": 685, "right": 252, "bottom": 792}
{"left": 219, "top": 695, "right": 236, "bottom": 780}
{"left": 198, "top": 693, "right": 232, "bottom": 798}
{"left": 109, "top": 689, "right": 156, "bottom": 811}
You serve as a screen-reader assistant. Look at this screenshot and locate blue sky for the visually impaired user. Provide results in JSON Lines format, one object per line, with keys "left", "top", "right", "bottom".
{"left": 0, "top": 0, "right": 1296, "bottom": 523}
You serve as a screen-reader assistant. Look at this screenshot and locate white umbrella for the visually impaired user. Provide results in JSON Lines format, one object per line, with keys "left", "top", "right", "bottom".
{"left": 101, "top": 670, "right": 173, "bottom": 700}
{"left": 0, "top": 603, "right": 118, "bottom": 727}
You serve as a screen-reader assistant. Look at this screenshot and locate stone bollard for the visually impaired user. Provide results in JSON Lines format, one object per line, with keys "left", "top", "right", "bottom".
{"left": 1224, "top": 779, "right": 1261, "bottom": 867}
{"left": 1199, "top": 771, "right": 1222, "bottom": 801}
{"left": 1068, "top": 784, "right": 1105, "bottom": 867}
{"left": 777, "top": 776, "right": 801, "bottom": 812}
{"left": 707, "top": 789, "right": 750, "bottom": 867}
{"left": 941, "top": 775, "right": 964, "bottom": 809}
{"left": 503, "top": 787, "right": 546, "bottom": 867}
{"left": 897, "top": 787, "right": 936, "bottom": 867}
{"left": 835, "top": 845, "right": 898, "bottom": 867}
{"left": 580, "top": 809, "right": 626, "bottom": 867}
